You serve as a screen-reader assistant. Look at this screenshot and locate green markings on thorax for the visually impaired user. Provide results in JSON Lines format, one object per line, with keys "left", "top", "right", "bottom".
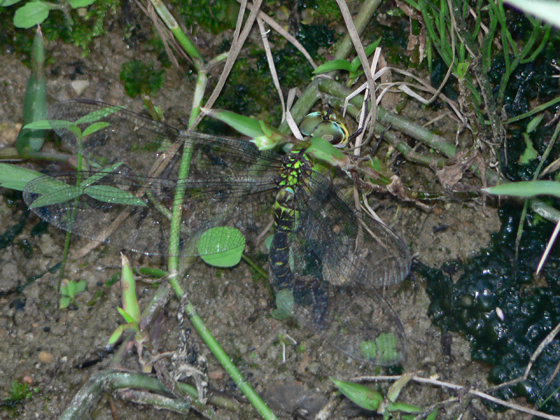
{"left": 273, "top": 150, "right": 312, "bottom": 231}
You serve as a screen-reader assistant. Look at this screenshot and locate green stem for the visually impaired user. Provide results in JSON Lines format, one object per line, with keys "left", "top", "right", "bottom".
{"left": 58, "top": 370, "right": 238, "bottom": 419}
{"left": 166, "top": 144, "right": 191, "bottom": 298}
{"left": 505, "top": 96, "right": 560, "bottom": 125}
{"left": 161, "top": 52, "right": 276, "bottom": 418}
{"left": 59, "top": 152, "right": 84, "bottom": 285}
{"left": 184, "top": 301, "right": 278, "bottom": 420}
{"left": 242, "top": 254, "right": 269, "bottom": 279}
{"left": 149, "top": 0, "right": 204, "bottom": 70}
{"left": 332, "top": 0, "right": 382, "bottom": 61}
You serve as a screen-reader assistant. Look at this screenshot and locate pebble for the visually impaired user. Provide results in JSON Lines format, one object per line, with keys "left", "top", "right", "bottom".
{"left": 38, "top": 351, "right": 54, "bottom": 364}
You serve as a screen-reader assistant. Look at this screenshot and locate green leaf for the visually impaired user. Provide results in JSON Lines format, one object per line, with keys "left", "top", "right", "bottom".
{"left": 349, "top": 38, "right": 382, "bottom": 72}
{"left": 455, "top": 62, "right": 470, "bottom": 79}
{"left": 68, "top": 124, "right": 82, "bottom": 140}
{"left": 120, "top": 254, "right": 140, "bottom": 322}
{"left": 117, "top": 307, "right": 136, "bottom": 324}
{"left": 426, "top": 407, "right": 439, "bottom": 420}
{"left": 527, "top": 114, "right": 544, "bottom": 133}
{"left": 331, "top": 378, "right": 383, "bottom": 411}
{"left": 198, "top": 227, "right": 245, "bottom": 267}
{"left": 483, "top": 180, "right": 560, "bottom": 198}
{"left": 0, "top": 164, "right": 43, "bottom": 191}
{"left": 14, "top": 2, "right": 49, "bottom": 29}
{"left": 360, "top": 340, "right": 377, "bottom": 360}
{"left": 313, "top": 59, "right": 353, "bottom": 74}
{"left": 271, "top": 289, "right": 295, "bottom": 320}
{"left": 28, "top": 181, "right": 82, "bottom": 208}
{"left": 137, "top": 267, "right": 168, "bottom": 278}
{"left": 364, "top": 38, "right": 382, "bottom": 56}
{"left": 107, "top": 325, "right": 124, "bottom": 346}
{"left": 82, "top": 121, "right": 111, "bottom": 138}
{"left": 68, "top": 0, "right": 96, "bottom": 7}
{"left": 3, "top": 0, "right": 23, "bottom": 6}
{"left": 306, "top": 137, "right": 350, "bottom": 167}
{"left": 376, "top": 333, "right": 399, "bottom": 364}
{"left": 201, "top": 108, "right": 289, "bottom": 150}
{"left": 85, "top": 185, "right": 147, "bottom": 207}
{"left": 63, "top": 280, "right": 77, "bottom": 298}
{"left": 59, "top": 296, "right": 71, "bottom": 309}
{"left": 75, "top": 106, "right": 122, "bottom": 124}
{"left": 519, "top": 133, "right": 538, "bottom": 164}
{"left": 79, "top": 162, "right": 124, "bottom": 187}
{"left": 23, "top": 120, "right": 55, "bottom": 130}
{"left": 17, "top": 28, "right": 47, "bottom": 156}
{"left": 263, "top": 234, "right": 274, "bottom": 252}
{"left": 74, "top": 280, "right": 87, "bottom": 294}
{"left": 387, "top": 373, "right": 412, "bottom": 403}
{"left": 387, "top": 402, "right": 423, "bottom": 414}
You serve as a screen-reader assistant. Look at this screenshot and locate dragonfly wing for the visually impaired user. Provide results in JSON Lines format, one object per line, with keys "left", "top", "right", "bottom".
{"left": 26, "top": 100, "right": 285, "bottom": 257}
{"left": 273, "top": 171, "right": 410, "bottom": 365}
{"left": 48, "top": 99, "right": 182, "bottom": 176}
{"left": 24, "top": 166, "right": 278, "bottom": 257}
{"left": 304, "top": 172, "right": 411, "bottom": 289}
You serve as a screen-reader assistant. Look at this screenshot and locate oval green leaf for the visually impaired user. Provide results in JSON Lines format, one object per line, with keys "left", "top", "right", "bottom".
{"left": 198, "top": 227, "right": 245, "bottom": 267}
{"left": 331, "top": 378, "right": 383, "bottom": 411}
{"left": 82, "top": 121, "right": 112, "bottom": 138}
{"left": 14, "top": 2, "right": 49, "bottom": 28}
{"left": 68, "top": 0, "right": 97, "bottom": 8}
{"left": 313, "top": 59, "right": 353, "bottom": 74}
{"left": 85, "top": 185, "right": 148, "bottom": 207}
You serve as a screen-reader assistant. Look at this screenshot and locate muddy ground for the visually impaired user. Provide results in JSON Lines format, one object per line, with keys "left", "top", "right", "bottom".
{"left": 0, "top": 10, "right": 518, "bottom": 420}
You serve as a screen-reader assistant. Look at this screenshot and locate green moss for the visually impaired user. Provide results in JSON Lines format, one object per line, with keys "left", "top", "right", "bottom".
{"left": 313, "top": 0, "right": 341, "bottom": 22}
{"left": 170, "top": 0, "right": 238, "bottom": 34}
{"left": 423, "top": 205, "right": 560, "bottom": 415}
{"left": 120, "top": 60, "right": 165, "bottom": 98}
{"left": 41, "top": 0, "right": 119, "bottom": 54}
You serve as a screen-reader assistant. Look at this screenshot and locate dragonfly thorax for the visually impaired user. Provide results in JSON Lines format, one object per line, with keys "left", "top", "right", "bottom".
{"left": 273, "top": 150, "right": 312, "bottom": 232}
{"left": 277, "top": 149, "right": 312, "bottom": 190}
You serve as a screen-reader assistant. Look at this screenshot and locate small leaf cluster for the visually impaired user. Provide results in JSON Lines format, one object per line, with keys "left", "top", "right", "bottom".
{"left": 7, "top": 0, "right": 97, "bottom": 29}
{"left": 60, "top": 279, "right": 87, "bottom": 309}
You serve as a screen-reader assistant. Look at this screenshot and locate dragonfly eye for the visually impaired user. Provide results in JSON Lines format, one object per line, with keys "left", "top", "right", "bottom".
{"left": 299, "top": 110, "right": 349, "bottom": 148}
{"left": 299, "top": 112, "right": 323, "bottom": 136}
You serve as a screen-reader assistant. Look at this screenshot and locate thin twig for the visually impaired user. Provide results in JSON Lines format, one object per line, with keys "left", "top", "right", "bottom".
{"left": 354, "top": 374, "right": 560, "bottom": 420}
{"left": 193, "top": 0, "right": 264, "bottom": 128}
{"left": 257, "top": 18, "right": 285, "bottom": 122}
{"left": 237, "top": 0, "right": 317, "bottom": 69}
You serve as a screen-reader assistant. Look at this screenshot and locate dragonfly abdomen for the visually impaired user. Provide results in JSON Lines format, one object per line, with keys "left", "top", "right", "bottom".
{"left": 269, "top": 150, "right": 310, "bottom": 287}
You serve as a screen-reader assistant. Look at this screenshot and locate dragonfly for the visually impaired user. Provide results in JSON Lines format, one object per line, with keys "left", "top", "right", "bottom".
{"left": 23, "top": 99, "right": 411, "bottom": 365}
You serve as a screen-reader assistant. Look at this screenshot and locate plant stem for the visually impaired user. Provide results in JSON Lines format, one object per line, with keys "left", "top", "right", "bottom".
{"left": 160, "top": 38, "right": 277, "bottom": 418}
{"left": 149, "top": 0, "right": 204, "bottom": 69}
{"left": 58, "top": 370, "right": 238, "bottom": 419}
{"left": 184, "top": 300, "right": 278, "bottom": 420}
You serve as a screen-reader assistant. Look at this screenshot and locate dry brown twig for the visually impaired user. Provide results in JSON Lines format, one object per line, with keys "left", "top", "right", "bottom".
{"left": 256, "top": 17, "right": 286, "bottom": 123}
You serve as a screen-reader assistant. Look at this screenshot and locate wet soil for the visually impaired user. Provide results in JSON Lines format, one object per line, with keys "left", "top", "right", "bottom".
{"left": 0, "top": 13, "right": 513, "bottom": 420}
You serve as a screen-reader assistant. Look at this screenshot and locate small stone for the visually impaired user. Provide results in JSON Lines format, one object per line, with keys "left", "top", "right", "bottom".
{"left": 23, "top": 376, "right": 33, "bottom": 386}
{"left": 71, "top": 80, "right": 90, "bottom": 96}
{"left": 208, "top": 370, "right": 225, "bottom": 381}
{"left": 38, "top": 351, "right": 54, "bottom": 364}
